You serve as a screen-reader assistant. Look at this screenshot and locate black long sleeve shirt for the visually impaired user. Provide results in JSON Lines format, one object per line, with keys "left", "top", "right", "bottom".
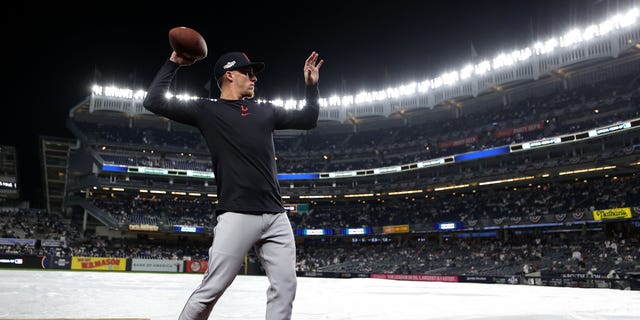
{"left": 143, "top": 60, "right": 319, "bottom": 215}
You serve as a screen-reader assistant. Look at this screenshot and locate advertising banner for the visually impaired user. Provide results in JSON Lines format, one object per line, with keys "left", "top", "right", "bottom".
{"left": 382, "top": 224, "right": 410, "bottom": 234}
{"left": 41, "top": 239, "right": 65, "bottom": 247}
{"left": 131, "top": 259, "right": 184, "bottom": 272}
{"left": 71, "top": 257, "right": 127, "bottom": 271}
{"left": 593, "top": 207, "right": 632, "bottom": 220}
{"left": 437, "top": 136, "right": 478, "bottom": 148}
{"left": 494, "top": 121, "right": 545, "bottom": 138}
{"left": 185, "top": 260, "right": 208, "bottom": 273}
{"left": 459, "top": 275, "right": 496, "bottom": 283}
{"left": 128, "top": 224, "right": 159, "bottom": 231}
{"left": 371, "top": 273, "right": 458, "bottom": 282}
{"left": 0, "top": 238, "right": 36, "bottom": 246}
{"left": 0, "top": 255, "right": 45, "bottom": 269}
{"left": 46, "top": 256, "right": 71, "bottom": 269}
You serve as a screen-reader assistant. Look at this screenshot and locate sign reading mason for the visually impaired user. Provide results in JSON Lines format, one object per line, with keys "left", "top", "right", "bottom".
{"left": 71, "top": 257, "right": 127, "bottom": 271}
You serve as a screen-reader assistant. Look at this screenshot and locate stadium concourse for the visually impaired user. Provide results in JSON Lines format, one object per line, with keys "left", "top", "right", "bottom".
{"left": 1, "top": 269, "right": 639, "bottom": 320}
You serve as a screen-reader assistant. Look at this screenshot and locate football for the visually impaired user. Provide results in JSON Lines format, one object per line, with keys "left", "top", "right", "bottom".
{"left": 168, "top": 27, "right": 208, "bottom": 61}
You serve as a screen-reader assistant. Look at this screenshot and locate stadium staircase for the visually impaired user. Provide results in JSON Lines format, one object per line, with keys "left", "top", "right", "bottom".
{"left": 64, "top": 195, "right": 119, "bottom": 228}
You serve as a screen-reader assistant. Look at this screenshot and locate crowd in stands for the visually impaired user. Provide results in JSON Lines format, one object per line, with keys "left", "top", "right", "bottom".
{"left": 2, "top": 170, "right": 638, "bottom": 278}
{"left": 276, "top": 76, "right": 639, "bottom": 173}
{"left": 1, "top": 206, "right": 637, "bottom": 278}
{"left": 79, "top": 74, "right": 639, "bottom": 176}
{"left": 290, "top": 174, "right": 640, "bottom": 231}
{"left": 91, "top": 195, "right": 214, "bottom": 229}
{"left": 2, "top": 72, "right": 638, "bottom": 283}
{"left": 0, "top": 208, "right": 79, "bottom": 258}
{"left": 72, "top": 173, "right": 640, "bottom": 236}
{"left": 295, "top": 227, "right": 638, "bottom": 278}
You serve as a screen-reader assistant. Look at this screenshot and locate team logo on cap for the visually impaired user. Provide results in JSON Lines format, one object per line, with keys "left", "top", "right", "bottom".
{"left": 223, "top": 61, "right": 236, "bottom": 69}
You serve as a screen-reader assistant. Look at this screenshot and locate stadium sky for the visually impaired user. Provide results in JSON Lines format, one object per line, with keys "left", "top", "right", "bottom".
{"left": 4, "top": 0, "right": 638, "bottom": 206}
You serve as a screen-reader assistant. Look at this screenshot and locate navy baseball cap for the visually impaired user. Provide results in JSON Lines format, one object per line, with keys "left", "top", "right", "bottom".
{"left": 213, "top": 52, "right": 265, "bottom": 81}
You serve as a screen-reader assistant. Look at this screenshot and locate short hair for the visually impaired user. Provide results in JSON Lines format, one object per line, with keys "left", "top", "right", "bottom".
{"left": 216, "top": 73, "right": 226, "bottom": 90}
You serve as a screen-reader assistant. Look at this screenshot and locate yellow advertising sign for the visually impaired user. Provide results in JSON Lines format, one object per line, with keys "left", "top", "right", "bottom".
{"left": 71, "top": 256, "right": 127, "bottom": 271}
{"left": 592, "top": 207, "right": 632, "bottom": 221}
{"left": 382, "top": 224, "right": 410, "bottom": 234}
{"left": 128, "top": 224, "right": 159, "bottom": 231}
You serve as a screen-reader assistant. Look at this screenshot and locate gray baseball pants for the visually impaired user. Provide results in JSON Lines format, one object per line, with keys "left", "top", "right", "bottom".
{"left": 178, "top": 211, "right": 297, "bottom": 320}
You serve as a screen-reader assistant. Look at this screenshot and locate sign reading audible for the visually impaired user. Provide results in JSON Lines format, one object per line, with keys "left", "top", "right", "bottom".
{"left": 593, "top": 207, "right": 632, "bottom": 220}
{"left": 71, "top": 257, "right": 126, "bottom": 271}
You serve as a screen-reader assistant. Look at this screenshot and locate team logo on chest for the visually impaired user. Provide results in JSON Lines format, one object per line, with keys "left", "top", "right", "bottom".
{"left": 240, "top": 105, "right": 251, "bottom": 117}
